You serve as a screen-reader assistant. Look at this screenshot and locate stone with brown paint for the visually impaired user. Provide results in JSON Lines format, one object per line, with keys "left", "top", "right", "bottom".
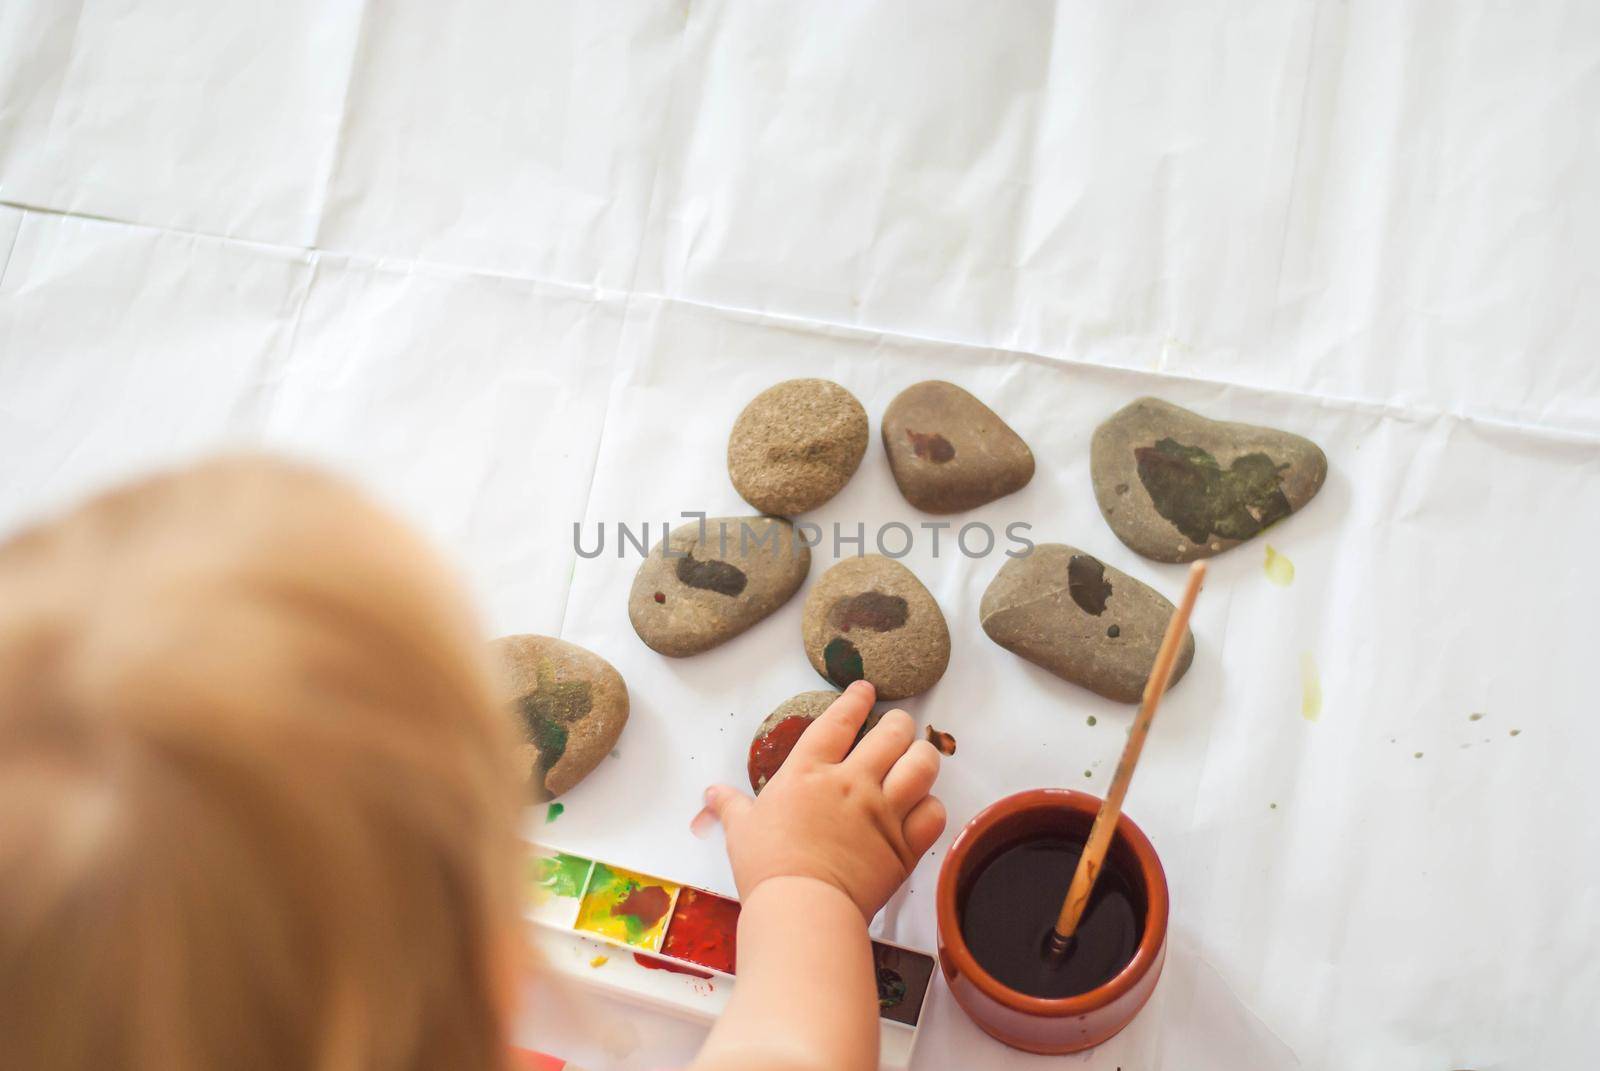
{"left": 979, "top": 544, "right": 1195, "bottom": 703}
{"left": 1091, "top": 397, "right": 1326, "bottom": 562}
{"left": 801, "top": 555, "right": 950, "bottom": 700}
{"left": 728, "top": 379, "right": 869, "bottom": 516}
{"left": 629, "top": 516, "right": 810, "bottom": 657}
{"left": 881, "top": 381, "right": 1034, "bottom": 513}
{"left": 492, "top": 634, "right": 629, "bottom": 800}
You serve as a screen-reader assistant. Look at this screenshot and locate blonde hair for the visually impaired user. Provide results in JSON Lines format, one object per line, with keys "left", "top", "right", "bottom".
{"left": 0, "top": 456, "right": 524, "bottom": 1071}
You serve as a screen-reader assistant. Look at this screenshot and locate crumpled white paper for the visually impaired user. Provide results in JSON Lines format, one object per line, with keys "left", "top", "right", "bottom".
{"left": 3, "top": 3, "right": 1598, "bottom": 1069}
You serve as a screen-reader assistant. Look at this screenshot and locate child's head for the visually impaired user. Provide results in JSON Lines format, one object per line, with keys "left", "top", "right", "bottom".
{"left": 0, "top": 457, "right": 524, "bottom": 1071}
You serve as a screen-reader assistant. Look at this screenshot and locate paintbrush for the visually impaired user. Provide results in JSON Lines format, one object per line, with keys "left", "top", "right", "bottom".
{"left": 1049, "top": 560, "right": 1206, "bottom": 952}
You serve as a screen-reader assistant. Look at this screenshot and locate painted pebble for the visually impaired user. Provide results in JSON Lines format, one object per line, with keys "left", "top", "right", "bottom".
{"left": 492, "top": 634, "right": 629, "bottom": 801}
{"left": 881, "top": 380, "right": 1034, "bottom": 513}
{"left": 747, "top": 690, "right": 883, "bottom": 793}
{"left": 628, "top": 516, "right": 810, "bottom": 656}
{"left": 801, "top": 555, "right": 950, "bottom": 700}
{"left": 727, "top": 379, "right": 869, "bottom": 516}
{"left": 979, "top": 544, "right": 1194, "bottom": 703}
{"left": 1091, "top": 397, "right": 1326, "bottom": 562}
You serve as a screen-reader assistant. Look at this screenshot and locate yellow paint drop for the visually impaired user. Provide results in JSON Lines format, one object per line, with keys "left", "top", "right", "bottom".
{"left": 1264, "top": 544, "right": 1295, "bottom": 587}
{"left": 589, "top": 955, "right": 608, "bottom": 968}
{"left": 1300, "top": 652, "right": 1321, "bottom": 721}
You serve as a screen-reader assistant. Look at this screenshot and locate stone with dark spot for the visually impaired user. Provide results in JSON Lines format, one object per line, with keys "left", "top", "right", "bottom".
{"left": 802, "top": 555, "right": 950, "bottom": 700}
{"left": 747, "top": 690, "right": 883, "bottom": 793}
{"left": 492, "top": 634, "right": 629, "bottom": 800}
{"left": 1067, "top": 554, "right": 1112, "bottom": 615}
{"left": 881, "top": 381, "right": 1034, "bottom": 513}
{"left": 728, "top": 379, "right": 869, "bottom": 516}
{"left": 827, "top": 591, "right": 909, "bottom": 633}
{"left": 676, "top": 552, "right": 748, "bottom": 597}
{"left": 979, "top": 544, "right": 1195, "bottom": 703}
{"left": 629, "top": 516, "right": 810, "bottom": 657}
{"left": 1092, "top": 398, "right": 1326, "bottom": 562}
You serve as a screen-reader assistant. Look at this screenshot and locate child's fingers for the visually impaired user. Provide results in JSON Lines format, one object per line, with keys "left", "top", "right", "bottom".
{"left": 901, "top": 794, "right": 947, "bottom": 859}
{"left": 790, "top": 679, "right": 876, "bottom": 765}
{"left": 694, "top": 783, "right": 754, "bottom": 838}
{"left": 881, "top": 739, "right": 941, "bottom": 816}
{"left": 844, "top": 707, "right": 916, "bottom": 780}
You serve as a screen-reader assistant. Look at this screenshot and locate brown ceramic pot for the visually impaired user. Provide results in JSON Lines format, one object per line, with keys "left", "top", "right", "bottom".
{"left": 935, "top": 788, "right": 1169, "bottom": 1054}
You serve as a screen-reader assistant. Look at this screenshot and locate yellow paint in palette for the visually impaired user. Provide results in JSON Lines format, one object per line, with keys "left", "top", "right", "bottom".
{"left": 575, "top": 863, "right": 680, "bottom": 952}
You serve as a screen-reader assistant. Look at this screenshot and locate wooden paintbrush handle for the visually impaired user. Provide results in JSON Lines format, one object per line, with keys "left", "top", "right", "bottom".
{"left": 1054, "top": 561, "right": 1206, "bottom": 940}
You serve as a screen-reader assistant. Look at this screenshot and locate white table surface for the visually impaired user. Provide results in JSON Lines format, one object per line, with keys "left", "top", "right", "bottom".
{"left": 3, "top": 4, "right": 1597, "bottom": 1069}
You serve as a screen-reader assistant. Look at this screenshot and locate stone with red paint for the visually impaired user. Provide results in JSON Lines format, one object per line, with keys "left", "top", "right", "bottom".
{"left": 882, "top": 381, "right": 1034, "bottom": 513}
{"left": 801, "top": 555, "right": 949, "bottom": 700}
{"left": 629, "top": 516, "right": 810, "bottom": 657}
{"left": 748, "top": 690, "right": 884, "bottom": 793}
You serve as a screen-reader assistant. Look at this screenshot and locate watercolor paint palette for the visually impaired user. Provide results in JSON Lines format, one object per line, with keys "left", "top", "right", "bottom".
{"left": 525, "top": 844, "right": 935, "bottom": 1070}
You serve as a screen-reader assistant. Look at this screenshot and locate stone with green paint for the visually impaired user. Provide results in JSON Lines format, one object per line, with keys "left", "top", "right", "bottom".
{"left": 1091, "top": 397, "right": 1327, "bottom": 562}
{"left": 801, "top": 555, "right": 949, "bottom": 700}
{"left": 493, "top": 634, "right": 629, "bottom": 801}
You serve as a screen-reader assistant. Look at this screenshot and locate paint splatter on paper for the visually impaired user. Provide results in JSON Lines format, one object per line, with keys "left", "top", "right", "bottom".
{"left": 545, "top": 802, "right": 564, "bottom": 823}
{"left": 575, "top": 864, "right": 680, "bottom": 952}
{"left": 1300, "top": 652, "right": 1321, "bottom": 721}
{"left": 1263, "top": 544, "right": 1295, "bottom": 586}
{"left": 926, "top": 726, "right": 957, "bottom": 756}
{"left": 633, "top": 952, "right": 712, "bottom": 979}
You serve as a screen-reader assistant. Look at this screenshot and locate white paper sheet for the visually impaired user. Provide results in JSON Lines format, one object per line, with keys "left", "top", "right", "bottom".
{"left": 3, "top": 3, "right": 1597, "bottom": 1069}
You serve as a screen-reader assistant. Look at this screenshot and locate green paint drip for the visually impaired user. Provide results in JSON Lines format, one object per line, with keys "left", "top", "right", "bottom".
{"left": 1135, "top": 438, "right": 1291, "bottom": 545}
{"left": 1087, "top": 715, "right": 1098, "bottom": 727}
{"left": 535, "top": 852, "right": 588, "bottom": 897}
{"left": 545, "top": 802, "right": 564, "bottom": 823}
{"left": 823, "top": 636, "right": 865, "bottom": 687}
{"left": 1469, "top": 712, "right": 1485, "bottom": 721}
{"left": 1264, "top": 544, "right": 1295, "bottom": 586}
{"left": 1300, "top": 652, "right": 1321, "bottom": 721}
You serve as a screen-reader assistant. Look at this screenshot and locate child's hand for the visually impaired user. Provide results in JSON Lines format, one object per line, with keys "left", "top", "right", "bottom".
{"left": 697, "top": 680, "right": 946, "bottom": 919}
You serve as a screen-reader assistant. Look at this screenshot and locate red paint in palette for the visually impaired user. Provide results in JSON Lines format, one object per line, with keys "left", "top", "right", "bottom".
{"left": 661, "top": 887, "right": 741, "bottom": 974}
{"left": 748, "top": 715, "right": 811, "bottom": 792}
